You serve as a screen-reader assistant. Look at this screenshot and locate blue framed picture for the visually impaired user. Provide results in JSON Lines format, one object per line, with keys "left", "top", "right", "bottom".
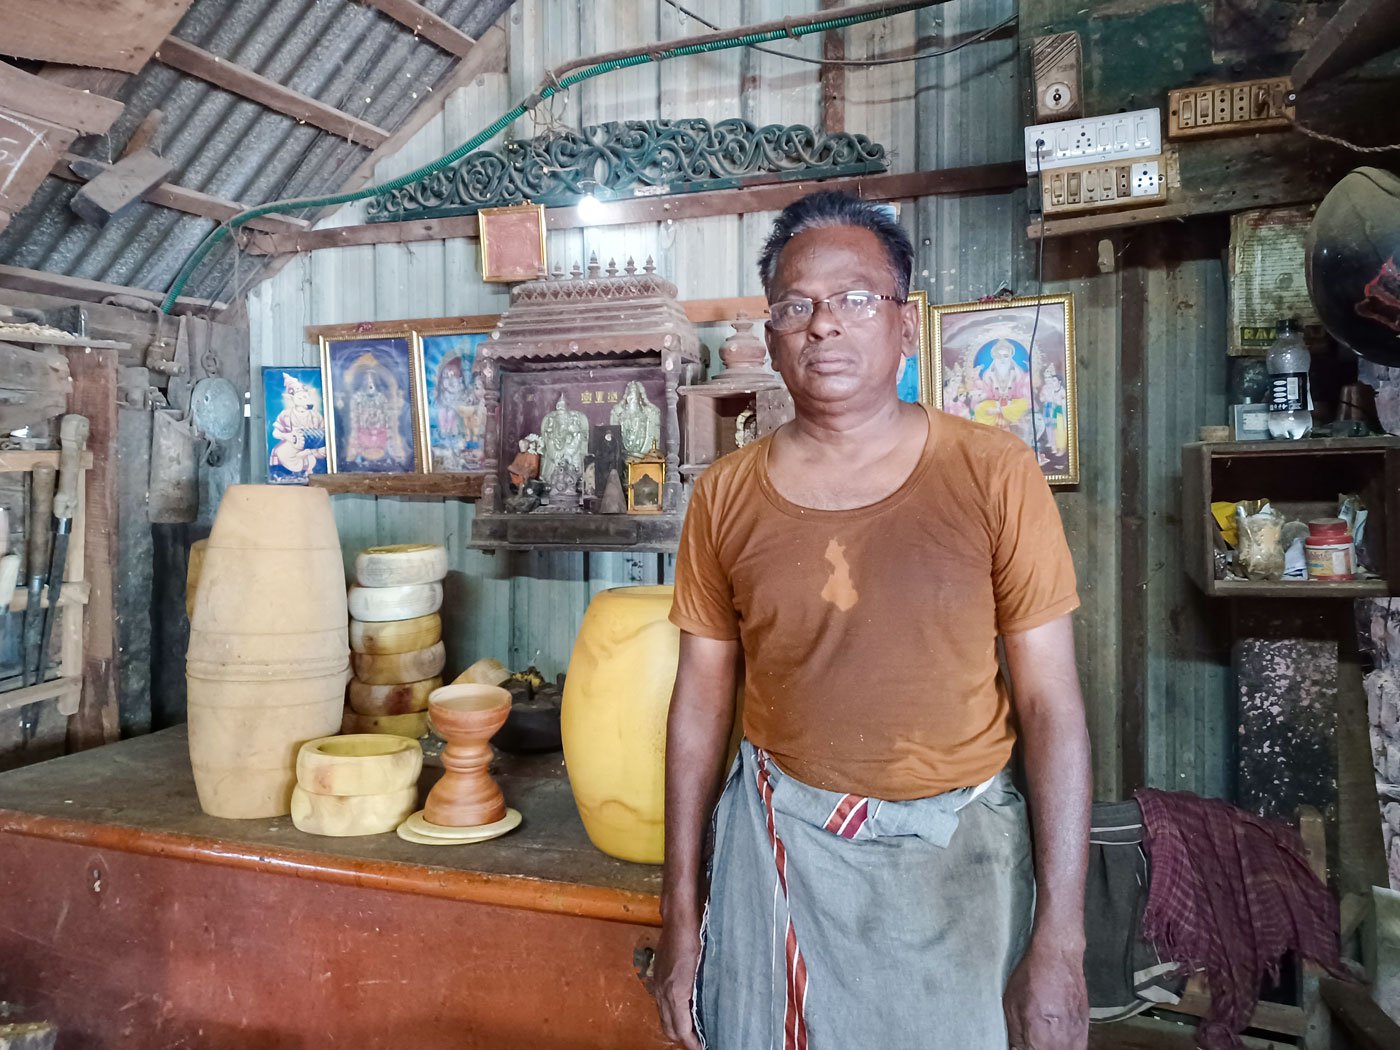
{"left": 896, "top": 290, "right": 931, "bottom": 405}
{"left": 320, "top": 336, "right": 420, "bottom": 473}
{"left": 415, "top": 329, "right": 494, "bottom": 472}
{"left": 263, "top": 366, "right": 328, "bottom": 485}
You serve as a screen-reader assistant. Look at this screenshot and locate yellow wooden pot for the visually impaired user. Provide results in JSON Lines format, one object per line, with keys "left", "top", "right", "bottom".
{"left": 562, "top": 585, "right": 678, "bottom": 864}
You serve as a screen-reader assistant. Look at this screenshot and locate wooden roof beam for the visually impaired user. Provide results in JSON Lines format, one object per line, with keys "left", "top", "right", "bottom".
{"left": 360, "top": 0, "right": 478, "bottom": 59}
{"left": 50, "top": 153, "right": 311, "bottom": 234}
{"left": 154, "top": 37, "right": 389, "bottom": 147}
{"left": 0, "top": 61, "right": 124, "bottom": 134}
{"left": 248, "top": 161, "right": 1028, "bottom": 255}
{"left": 1293, "top": 0, "right": 1400, "bottom": 90}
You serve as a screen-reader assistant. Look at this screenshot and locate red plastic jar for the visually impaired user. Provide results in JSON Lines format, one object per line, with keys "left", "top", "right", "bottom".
{"left": 1304, "top": 518, "right": 1355, "bottom": 581}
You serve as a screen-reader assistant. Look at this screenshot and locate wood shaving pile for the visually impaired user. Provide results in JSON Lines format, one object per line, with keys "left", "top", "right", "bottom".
{"left": 0, "top": 321, "right": 76, "bottom": 342}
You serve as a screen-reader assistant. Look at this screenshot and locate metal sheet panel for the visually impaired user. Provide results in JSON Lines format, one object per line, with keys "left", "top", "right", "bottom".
{"left": 247, "top": 0, "right": 1233, "bottom": 794}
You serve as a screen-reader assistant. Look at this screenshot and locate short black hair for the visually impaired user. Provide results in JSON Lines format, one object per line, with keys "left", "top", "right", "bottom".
{"left": 758, "top": 190, "right": 913, "bottom": 301}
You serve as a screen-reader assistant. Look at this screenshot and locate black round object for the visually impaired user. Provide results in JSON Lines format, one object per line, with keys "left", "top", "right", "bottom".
{"left": 1306, "top": 167, "right": 1400, "bottom": 365}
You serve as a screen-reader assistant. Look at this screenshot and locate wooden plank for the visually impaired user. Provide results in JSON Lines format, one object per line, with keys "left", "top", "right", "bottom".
{"left": 0, "top": 62, "right": 123, "bottom": 134}
{"left": 0, "top": 264, "right": 227, "bottom": 315}
{"left": 1293, "top": 0, "right": 1400, "bottom": 90}
{"left": 820, "top": 0, "right": 846, "bottom": 134}
{"left": 1164, "top": 985, "right": 1309, "bottom": 1036}
{"left": 0, "top": 677, "right": 81, "bottom": 716}
{"left": 1320, "top": 977, "right": 1400, "bottom": 1050}
{"left": 61, "top": 346, "right": 118, "bottom": 752}
{"left": 155, "top": 36, "right": 390, "bottom": 147}
{"left": 309, "top": 472, "right": 484, "bottom": 498}
{"left": 51, "top": 152, "right": 311, "bottom": 234}
{"left": 361, "top": 0, "right": 478, "bottom": 58}
{"left": 121, "top": 108, "right": 163, "bottom": 159}
{"left": 0, "top": 451, "right": 91, "bottom": 472}
{"left": 1029, "top": 133, "right": 1368, "bottom": 240}
{"left": 253, "top": 161, "right": 1030, "bottom": 255}
{"left": 0, "top": 0, "right": 193, "bottom": 73}
{"left": 0, "top": 110, "right": 76, "bottom": 236}
{"left": 302, "top": 298, "right": 768, "bottom": 344}
{"left": 8, "top": 580, "right": 90, "bottom": 613}
{"left": 70, "top": 148, "right": 174, "bottom": 226}
{"left": 305, "top": 313, "right": 500, "bottom": 342}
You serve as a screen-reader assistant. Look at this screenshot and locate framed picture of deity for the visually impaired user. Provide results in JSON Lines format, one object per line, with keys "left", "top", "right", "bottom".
{"left": 895, "top": 289, "right": 932, "bottom": 405}
{"left": 414, "top": 327, "right": 495, "bottom": 472}
{"left": 320, "top": 336, "right": 421, "bottom": 474}
{"left": 931, "top": 294, "right": 1078, "bottom": 486}
{"left": 263, "top": 367, "right": 329, "bottom": 485}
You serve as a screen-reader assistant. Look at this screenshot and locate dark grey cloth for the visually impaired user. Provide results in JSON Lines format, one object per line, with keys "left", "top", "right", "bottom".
{"left": 695, "top": 741, "right": 1034, "bottom": 1050}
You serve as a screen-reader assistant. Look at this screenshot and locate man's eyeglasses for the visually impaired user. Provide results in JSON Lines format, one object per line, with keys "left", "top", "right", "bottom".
{"left": 766, "top": 290, "right": 904, "bottom": 333}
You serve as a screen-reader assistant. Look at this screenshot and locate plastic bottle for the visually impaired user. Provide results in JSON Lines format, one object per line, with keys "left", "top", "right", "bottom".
{"left": 1266, "top": 319, "right": 1313, "bottom": 440}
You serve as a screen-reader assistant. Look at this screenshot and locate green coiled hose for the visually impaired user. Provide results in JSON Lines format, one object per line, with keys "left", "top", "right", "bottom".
{"left": 160, "top": 2, "right": 934, "bottom": 312}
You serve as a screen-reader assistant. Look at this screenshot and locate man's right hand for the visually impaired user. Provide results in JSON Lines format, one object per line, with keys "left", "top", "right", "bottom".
{"left": 653, "top": 922, "right": 703, "bottom": 1049}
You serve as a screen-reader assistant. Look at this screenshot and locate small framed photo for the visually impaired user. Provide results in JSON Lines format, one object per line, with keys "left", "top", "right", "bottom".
{"left": 626, "top": 460, "right": 664, "bottom": 514}
{"left": 931, "top": 294, "right": 1078, "bottom": 485}
{"left": 479, "top": 202, "right": 547, "bottom": 283}
{"left": 896, "top": 289, "right": 931, "bottom": 405}
{"left": 320, "top": 336, "right": 421, "bottom": 474}
{"left": 415, "top": 327, "right": 495, "bottom": 472}
{"left": 263, "top": 367, "right": 328, "bottom": 485}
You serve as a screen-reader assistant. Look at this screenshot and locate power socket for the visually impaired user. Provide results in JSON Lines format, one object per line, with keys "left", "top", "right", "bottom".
{"left": 1040, "top": 155, "right": 1167, "bottom": 216}
{"left": 1024, "top": 108, "right": 1162, "bottom": 173}
{"left": 1168, "top": 78, "right": 1294, "bottom": 138}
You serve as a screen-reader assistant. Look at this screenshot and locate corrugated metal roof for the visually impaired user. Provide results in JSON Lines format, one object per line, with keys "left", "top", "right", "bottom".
{"left": 0, "top": 0, "right": 512, "bottom": 301}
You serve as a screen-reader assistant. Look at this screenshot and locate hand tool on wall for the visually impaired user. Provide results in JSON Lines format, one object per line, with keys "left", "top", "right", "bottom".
{"left": 35, "top": 414, "right": 90, "bottom": 689}
{"left": 20, "top": 466, "right": 55, "bottom": 688}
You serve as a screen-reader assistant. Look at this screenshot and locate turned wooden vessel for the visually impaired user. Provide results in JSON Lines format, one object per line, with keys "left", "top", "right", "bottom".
{"left": 186, "top": 486, "right": 348, "bottom": 819}
{"left": 424, "top": 684, "right": 511, "bottom": 827}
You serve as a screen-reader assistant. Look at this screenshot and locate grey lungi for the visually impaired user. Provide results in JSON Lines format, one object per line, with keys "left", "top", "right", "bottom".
{"left": 694, "top": 741, "right": 1034, "bottom": 1050}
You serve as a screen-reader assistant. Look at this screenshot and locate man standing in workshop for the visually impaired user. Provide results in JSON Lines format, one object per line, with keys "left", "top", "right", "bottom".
{"left": 652, "top": 191, "right": 1091, "bottom": 1050}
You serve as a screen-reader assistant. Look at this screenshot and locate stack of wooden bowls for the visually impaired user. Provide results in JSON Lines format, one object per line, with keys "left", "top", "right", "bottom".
{"left": 344, "top": 544, "right": 448, "bottom": 739}
{"left": 291, "top": 734, "right": 423, "bottom": 837}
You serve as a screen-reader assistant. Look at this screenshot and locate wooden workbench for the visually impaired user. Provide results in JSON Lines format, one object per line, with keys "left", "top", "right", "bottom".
{"left": 0, "top": 728, "right": 669, "bottom": 1050}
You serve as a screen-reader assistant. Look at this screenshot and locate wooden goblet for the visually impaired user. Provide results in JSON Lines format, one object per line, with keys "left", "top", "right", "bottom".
{"left": 424, "top": 684, "right": 511, "bottom": 827}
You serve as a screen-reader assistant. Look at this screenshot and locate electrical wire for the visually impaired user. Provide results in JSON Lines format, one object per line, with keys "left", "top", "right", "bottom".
{"left": 1286, "top": 113, "right": 1400, "bottom": 154}
{"left": 658, "top": 0, "right": 1016, "bottom": 65}
{"left": 158, "top": 1, "right": 938, "bottom": 312}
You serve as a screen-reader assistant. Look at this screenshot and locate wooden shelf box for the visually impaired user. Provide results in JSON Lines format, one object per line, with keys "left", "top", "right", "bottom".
{"left": 1182, "top": 437, "right": 1400, "bottom": 597}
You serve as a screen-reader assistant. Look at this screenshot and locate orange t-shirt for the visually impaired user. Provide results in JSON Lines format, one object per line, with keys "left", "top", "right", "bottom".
{"left": 669, "top": 405, "right": 1079, "bottom": 800}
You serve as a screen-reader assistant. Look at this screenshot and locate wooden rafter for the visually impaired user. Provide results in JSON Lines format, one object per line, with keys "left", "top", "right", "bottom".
{"left": 154, "top": 37, "right": 390, "bottom": 147}
{"left": 250, "top": 162, "right": 1027, "bottom": 255}
{"left": 49, "top": 154, "right": 311, "bottom": 234}
{"left": 1293, "top": 0, "right": 1400, "bottom": 90}
{"left": 361, "top": 0, "right": 478, "bottom": 59}
{"left": 0, "top": 61, "right": 123, "bottom": 134}
{"left": 0, "top": 263, "right": 225, "bottom": 314}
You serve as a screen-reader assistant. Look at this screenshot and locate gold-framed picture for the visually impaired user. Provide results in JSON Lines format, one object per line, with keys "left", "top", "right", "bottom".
{"left": 478, "top": 202, "right": 547, "bottom": 283}
{"left": 930, "top": 293, "right": 1078, "bottom": 485}
{"left": 895, "top": 289, "right": 932, "bottom": 405}
{"left": 626, "top": 460, "right": 664, "bottom": 514}
{"left": 412, "top": 324, "right": 497, "bottom": 472}
{"left": 320, "top": 335, "right": 422, "bottom": 474}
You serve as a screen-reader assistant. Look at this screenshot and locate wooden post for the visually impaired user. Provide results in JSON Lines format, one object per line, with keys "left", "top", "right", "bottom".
{"left": 820, "top": 0, "right": 846, "bottom": 134}
{"left": 60, "top": 346, "right": 118, "bottom": 751}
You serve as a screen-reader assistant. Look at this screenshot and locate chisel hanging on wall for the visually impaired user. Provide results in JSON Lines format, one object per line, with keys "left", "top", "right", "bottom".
{"left": 35, "top": 414, "right": 90, "bottom": 689}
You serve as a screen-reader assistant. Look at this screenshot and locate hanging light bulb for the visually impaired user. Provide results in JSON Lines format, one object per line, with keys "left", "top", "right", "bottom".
{"left": 577, "top": 192, "right": 605, "bottom": 224}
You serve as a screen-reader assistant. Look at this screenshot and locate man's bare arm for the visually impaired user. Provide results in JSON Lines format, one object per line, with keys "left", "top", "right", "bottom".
{"left": 1002, "top": 613, "right": 1090, "bottom": 1050}
{"left": 655, "top": 631, "right": 741, "bottom": 1049}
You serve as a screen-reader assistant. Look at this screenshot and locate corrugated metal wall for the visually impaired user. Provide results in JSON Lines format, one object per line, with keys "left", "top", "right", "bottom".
{"left": 246, "top": 0, "right": 1234, "bottom": 798}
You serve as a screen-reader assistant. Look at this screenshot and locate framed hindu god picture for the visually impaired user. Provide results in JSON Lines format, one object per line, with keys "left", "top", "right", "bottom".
{"left": 414, "top": 327, "right": 495, "bottom": 472}
{"left": 930, "top": 294, "right": 1078, "bottom": 485}
{"left": 895, "top": 289, "right": 932, "bottom": 405}
{"left": 320, "top": 336, "right": 421, "bottom": 473}
{"left": 263, "top": 367, "right": 329, "bottom": 485}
